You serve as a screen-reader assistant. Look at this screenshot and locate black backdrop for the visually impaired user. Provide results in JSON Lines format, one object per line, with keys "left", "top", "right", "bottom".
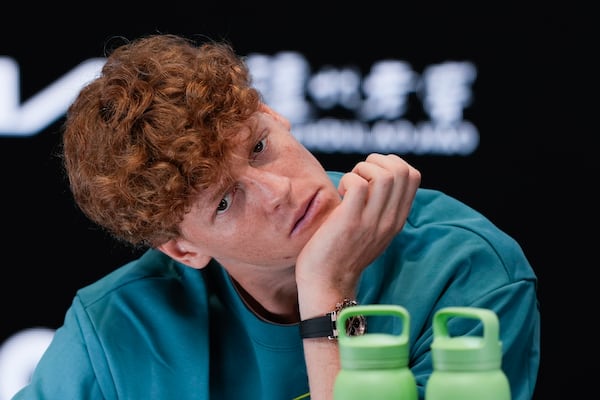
{"left": 0, "top": 6, "right": 591, "bottom": 399}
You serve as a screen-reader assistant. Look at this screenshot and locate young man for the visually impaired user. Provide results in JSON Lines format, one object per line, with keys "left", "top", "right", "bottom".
{"left": 13, "top": 34, "right": 540, "bottom": 400}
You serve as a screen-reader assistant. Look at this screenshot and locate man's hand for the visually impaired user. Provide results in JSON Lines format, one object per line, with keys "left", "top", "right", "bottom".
{"left": 296, "top": 153, "right": 421, "bottom": 303}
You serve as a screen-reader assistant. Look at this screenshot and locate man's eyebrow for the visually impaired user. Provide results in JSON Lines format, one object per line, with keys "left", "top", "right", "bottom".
{"left": 203, "top": 180, "right": 231, "bottom": 205}
{"left": 198, "top": 118, "right": 261, "bottom": 206}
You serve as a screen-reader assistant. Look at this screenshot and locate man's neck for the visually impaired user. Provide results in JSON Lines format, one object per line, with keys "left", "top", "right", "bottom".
{"left": 229, "top": 271, "right": 300, "bottom": 324}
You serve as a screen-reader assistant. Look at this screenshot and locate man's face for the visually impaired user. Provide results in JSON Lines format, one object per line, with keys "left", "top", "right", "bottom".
{"left": 177, "top": 107, "right": 341, "bottom": 270}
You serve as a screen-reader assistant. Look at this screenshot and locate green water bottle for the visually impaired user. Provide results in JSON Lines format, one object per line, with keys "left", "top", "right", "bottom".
{"left": 333, "top": 304, "right": 418, "bottom": 400}
{"left": 425, "top": 307, "right": 511, "bottom": 400}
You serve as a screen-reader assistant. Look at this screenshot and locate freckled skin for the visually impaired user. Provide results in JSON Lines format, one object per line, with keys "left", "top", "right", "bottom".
{"left": 177, "top": 107, "right": 341, "bottom": 272}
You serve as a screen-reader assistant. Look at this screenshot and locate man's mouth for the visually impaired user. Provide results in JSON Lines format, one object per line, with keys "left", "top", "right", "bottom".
{"left": 291, "top": 191, "right": 318, "bottom": 236}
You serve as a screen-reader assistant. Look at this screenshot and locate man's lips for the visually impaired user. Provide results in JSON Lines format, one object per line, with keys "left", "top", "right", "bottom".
{"left": 291, "top": 191, "right": 318, "bottom": 236}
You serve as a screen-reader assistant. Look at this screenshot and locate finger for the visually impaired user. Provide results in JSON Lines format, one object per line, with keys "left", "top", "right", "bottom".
{"left": 350, "top": 155, "right": 401, "bottom": 218}
{"left": 337, "top": 171, "right": 370, "bottom": 214}
{"left": 361, "top": 153, "right": 421, "bottom": 202}
{"left": 351, "top": 153, "right": 421, "bottom": 226}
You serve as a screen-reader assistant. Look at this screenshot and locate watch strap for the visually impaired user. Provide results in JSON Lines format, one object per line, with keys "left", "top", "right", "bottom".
{"left": 299, "top": 298, "right": 365, "bottom": 340}
{"left": 299, "top": 314, "right": 335, "bottom": 339}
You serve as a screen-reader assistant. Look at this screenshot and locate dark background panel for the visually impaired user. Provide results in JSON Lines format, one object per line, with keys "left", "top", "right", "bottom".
{"left": 0, "top": 7, "right": 589, "bottom": 399}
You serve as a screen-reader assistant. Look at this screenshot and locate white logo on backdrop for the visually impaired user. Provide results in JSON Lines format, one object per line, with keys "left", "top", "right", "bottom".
{"left": 0, "top": 57, "right": 107, "bottom": 136}
{"left": 0, "top": 53, "right": 478, "bottom": 155}
{"left": 248, "top": 53, "right": 478, "bottom": 155}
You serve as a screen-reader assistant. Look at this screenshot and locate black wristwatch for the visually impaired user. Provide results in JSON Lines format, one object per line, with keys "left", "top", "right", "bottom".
{"left": 299, "top": 298, "right": 367, "bottom": 340}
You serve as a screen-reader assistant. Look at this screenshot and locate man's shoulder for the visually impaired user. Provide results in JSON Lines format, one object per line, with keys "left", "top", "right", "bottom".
{"left": 410, "top": 187, "right": 483, "bottom": 221}
{"left": 75, "top": 248, "right": 185, "bottom": 306}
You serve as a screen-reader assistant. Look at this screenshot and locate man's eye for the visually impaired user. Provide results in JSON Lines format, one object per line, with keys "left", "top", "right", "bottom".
{"left": 253, "top": 138, "right": 267, "bottom": 154}
{"left": 217, "top": 192, "right": 233, "bottom": 215}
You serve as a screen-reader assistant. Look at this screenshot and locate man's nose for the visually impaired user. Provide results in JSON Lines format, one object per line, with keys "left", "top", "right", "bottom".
{"left": 245, "top": 168, "right": 291, "bottom": 210}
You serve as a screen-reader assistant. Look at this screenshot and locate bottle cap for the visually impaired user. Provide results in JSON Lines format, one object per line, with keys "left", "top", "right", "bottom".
{"left": 430, "top": 307, "right": 503, "bottom": 371}
{"left": 337, "top": 305, "right": 410, "bottom": 369}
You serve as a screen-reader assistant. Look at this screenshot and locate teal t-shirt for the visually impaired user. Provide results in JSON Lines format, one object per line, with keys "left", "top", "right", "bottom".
{"left": 13, "top": 172, "right": 540, "bottom": 400}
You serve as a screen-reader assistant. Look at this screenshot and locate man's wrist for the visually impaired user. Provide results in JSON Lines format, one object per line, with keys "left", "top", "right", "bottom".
{"left": 299, "top": 298, "right": 366, "bottom": 340}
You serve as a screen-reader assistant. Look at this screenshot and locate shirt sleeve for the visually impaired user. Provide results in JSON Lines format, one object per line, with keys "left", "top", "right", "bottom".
{"left": 12, "top": 298, "right": 109, "bottom": 399}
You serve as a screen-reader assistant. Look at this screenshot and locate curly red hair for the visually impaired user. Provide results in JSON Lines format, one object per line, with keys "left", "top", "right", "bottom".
{"left": 62, "top": 34, "right": 261, "bottom": 247}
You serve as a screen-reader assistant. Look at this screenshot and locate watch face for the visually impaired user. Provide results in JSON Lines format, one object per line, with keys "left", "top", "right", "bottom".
{"left": 346, "top": 315, "right": 367, "bottom": 336}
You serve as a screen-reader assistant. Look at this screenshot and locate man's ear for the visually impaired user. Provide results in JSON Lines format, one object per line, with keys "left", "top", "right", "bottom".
{"left": 157, "top": 239, "right": 212, "bottom": 269}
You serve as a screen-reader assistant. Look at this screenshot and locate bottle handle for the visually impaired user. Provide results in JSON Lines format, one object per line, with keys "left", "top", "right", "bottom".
{"left": 337, "top": 304, "right": 410, "bottom": 341}
{"left": 432, "top": 307, "right": 499, "bottom": 348}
